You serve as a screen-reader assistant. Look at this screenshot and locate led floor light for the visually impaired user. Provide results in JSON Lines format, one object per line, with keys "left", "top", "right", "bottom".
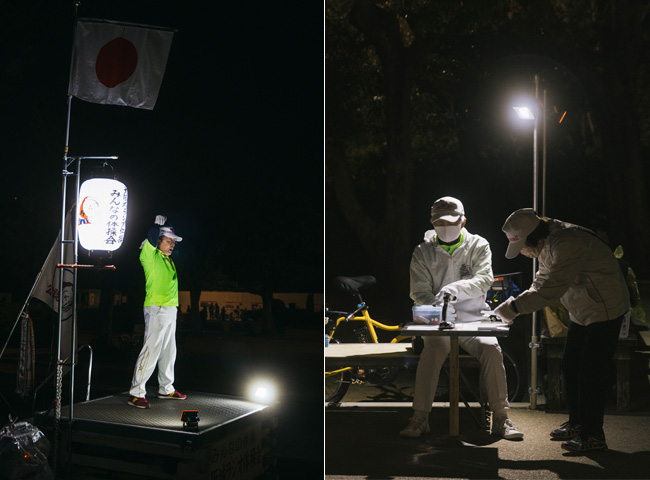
{"left": 180, "top": 410, "right": 200, "bottom": 430}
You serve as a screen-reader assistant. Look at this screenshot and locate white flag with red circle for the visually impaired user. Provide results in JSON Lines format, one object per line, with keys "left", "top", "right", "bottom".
{"left": 69, "top": 20, "right": 173, "bottom": 110}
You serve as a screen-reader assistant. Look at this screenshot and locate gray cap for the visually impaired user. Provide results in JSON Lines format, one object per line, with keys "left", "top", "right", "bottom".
{"left": 430, "top": 196, "right": 465, "bottom": 223}
{"left": 502, "top": 208, "right": 540, "bottom": 258}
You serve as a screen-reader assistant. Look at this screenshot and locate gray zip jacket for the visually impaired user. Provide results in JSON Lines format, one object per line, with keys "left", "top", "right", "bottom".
{"left": 410, "top": 228, "right": 493, "bottom": 322}
{"left": 514, "top": 219, "right": 630, "bottom": 326}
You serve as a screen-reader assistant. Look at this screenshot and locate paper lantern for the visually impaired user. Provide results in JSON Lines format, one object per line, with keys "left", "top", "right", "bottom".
{"left": 77, "top": 178, "right": 128, "bottom": 251}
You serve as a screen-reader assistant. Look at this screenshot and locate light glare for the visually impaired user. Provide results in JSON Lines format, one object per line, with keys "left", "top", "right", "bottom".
{"left": 513, "top": 106, "right": 535, "bottom": 120}
{"left": 247, "top": 379, "right": 278, "bottom": 404}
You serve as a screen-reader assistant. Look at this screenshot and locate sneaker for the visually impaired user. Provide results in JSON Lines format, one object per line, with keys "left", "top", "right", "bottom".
{"left": 128, "top": 396, "right": 150, "bottom": 409}
{"left": 550, "top": 421, "right": 581, "bottom": 440}
{"left": 494, "top": 418, "right": 524, "bottom": 440}
{"left": 399, "top": 415, "right": 430, "bottom": 438}
{"left": 158, "top": 390, "right": 187, "bottom": 400}
{"left": 561, "top": 434, "right": 607, "bottom": 452}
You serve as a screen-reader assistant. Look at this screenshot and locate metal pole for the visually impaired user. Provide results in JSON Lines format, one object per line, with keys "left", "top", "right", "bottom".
{"left": 58, "top": 10, "right": 79, "bottom": 476}
{"left": 542, "top": 89, "right": 547, "bottom": 217}
{"left": 53, "top": 96, "right": 72, "bottom": 478}
{"left": 69, "top": 159, "right": 81, "bottom": 420}
{"left": 529, "top": 75, "right": 540, "bottom": 409}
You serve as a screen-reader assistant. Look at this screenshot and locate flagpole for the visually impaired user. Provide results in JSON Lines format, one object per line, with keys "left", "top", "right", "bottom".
{"left": 53, "top": 7, "right": 80, "bottom": 476}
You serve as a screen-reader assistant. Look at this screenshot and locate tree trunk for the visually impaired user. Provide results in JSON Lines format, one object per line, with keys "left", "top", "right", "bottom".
{"left": 327, "top": 0, "right": 415, "bottom": 320}
{"left": 598, "top": 2, "right": 650, "bottom": 275}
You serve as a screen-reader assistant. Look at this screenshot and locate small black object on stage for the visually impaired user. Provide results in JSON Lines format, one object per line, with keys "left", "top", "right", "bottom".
{"left": 180, "top": 410, "right": 200, "bottom": 430}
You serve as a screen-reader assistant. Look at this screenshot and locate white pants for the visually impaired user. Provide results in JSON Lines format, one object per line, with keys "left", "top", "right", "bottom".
{"left": 129, "top": 305, "right": 178, "bottom": 398}
{"left": 413, "top": 335, "right": 510, "bottom": 419}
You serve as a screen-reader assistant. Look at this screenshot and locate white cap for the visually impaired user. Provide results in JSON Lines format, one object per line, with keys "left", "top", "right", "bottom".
{"left": 159, "top": 226, "right": 183, "bottom": 242}
{"left": 502, "top": 208, "right": 540, "bottom": 259}
{"left": 430, "top": 196, "right": 465, "bottom": 223}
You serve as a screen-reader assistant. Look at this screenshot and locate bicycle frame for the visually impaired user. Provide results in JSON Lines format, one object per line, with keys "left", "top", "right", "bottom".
{"left": 329, "top": 302, "right": 410, "bottom": 342}
{"left": 325, "top": 303, "right": 410, "bottom": 378}
{"left": 326, "top": 274, "right": 525, "bottom": 403}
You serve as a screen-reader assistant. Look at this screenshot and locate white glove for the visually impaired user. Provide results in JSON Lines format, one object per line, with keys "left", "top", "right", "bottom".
{"left": 434, "top": 285, "right": 459, "bottom": 305}
{"left": 494, "top": 296, "right": 518, "bottom": 325}
{"left": 155, "top": 215, "right": 167, "bottom": 225}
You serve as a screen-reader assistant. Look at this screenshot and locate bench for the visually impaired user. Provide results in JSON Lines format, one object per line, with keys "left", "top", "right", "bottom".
{"left": 325, "top": 342, "right": 489, "bottom": 430}
{"left": 325, "top": 343, "right": 418, "bottom": 367}
{"left": 541, "top": 333, "right": 638, "bottom": 411}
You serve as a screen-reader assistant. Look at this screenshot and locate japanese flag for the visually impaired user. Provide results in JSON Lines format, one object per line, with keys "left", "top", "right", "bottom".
{"left": 69, "top": 20, "right": 173, "bottom": 110}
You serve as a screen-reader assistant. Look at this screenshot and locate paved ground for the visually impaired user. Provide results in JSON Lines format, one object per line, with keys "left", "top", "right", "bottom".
{"left": 326, "top": 404, "right": 650, "bottom": 480}
{"left": 326, "top": 364, "right": 650, "bottom": 479}
{"left": 325, "top": 281, "right": 650, "bottom": 480}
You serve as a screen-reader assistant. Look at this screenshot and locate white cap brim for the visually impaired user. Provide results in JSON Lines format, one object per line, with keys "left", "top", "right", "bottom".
{"left": 159, "top": 227, "right": 183, "bottom": 242}
{"left": 505, "top": 238, "right": 526, "bottom": 259}
{"left": 431, "top": 213, "right": 463, "bottom": 223}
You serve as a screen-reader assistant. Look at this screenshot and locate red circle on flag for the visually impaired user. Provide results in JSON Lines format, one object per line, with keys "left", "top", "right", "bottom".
{"left": 95, "top": 37, "right": 138, "bottom": 88}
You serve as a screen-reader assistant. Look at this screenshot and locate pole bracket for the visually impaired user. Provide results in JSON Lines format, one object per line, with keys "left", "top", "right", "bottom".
{"left": 57, "top": 264, "right": 117, "bottom": 270}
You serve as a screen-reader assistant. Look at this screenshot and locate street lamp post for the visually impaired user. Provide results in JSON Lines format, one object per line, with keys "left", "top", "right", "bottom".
{"left": 513, "top": 73, "right": 545, "bottom": 410}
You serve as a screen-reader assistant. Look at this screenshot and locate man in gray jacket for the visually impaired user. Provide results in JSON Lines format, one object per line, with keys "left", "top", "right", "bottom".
{"left": 400, "top": 196, "right": 523, "bottom": 439}
{"left": 495, "top": 208, "right": 630, "bottom": 452}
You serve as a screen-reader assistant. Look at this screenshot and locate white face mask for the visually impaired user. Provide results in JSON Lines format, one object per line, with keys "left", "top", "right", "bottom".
{"left": 435, "top": 224, "right": 463, "bottom": 243}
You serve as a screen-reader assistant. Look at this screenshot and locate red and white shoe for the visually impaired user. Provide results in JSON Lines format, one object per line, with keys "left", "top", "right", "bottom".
{"left": 128, "top": 396, "right": 151, "bottom": 409}
{"left": 158, "top": 390, "right": 187, "bottom": 400}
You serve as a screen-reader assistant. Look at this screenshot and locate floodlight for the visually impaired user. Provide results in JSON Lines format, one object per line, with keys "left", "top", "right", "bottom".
{"left": 247, "top": 379, "right": 278, "bottom": 404}
{"left": 513, "top": 106, "right": 535, "bottom": 120}
{"left": 180, "top": 410, "right": 200, "bottom": 430}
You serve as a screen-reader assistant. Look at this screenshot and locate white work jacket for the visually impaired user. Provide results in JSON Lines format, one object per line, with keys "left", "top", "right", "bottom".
{"left": 514, "top": 220, "right": 631, "bottom": 326}
{"left": 409, "top": 228, "right": 493, "bottom": 322}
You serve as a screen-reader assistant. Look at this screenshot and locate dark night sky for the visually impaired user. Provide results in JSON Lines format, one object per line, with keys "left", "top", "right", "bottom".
{"left": 323, "top": 5, "right": 650, "bottom": 323}
{"left": 1, "top": 1, "right": 324, "bottom": 300}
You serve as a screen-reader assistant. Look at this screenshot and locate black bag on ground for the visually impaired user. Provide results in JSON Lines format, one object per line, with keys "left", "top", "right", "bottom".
{"left": 0, "top": 421, "right": 53, "bottom": 480}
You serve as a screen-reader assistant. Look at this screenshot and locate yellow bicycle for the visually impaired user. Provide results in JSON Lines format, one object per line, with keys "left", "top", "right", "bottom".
{"left": 325, "top": 276, "right": 412, "bottom": 403}
{"left": 325, "top": 275, "right": 526, "bottom": 405}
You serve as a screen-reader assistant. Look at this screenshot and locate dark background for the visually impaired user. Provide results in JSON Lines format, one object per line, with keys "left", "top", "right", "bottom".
{"left": 325, "top": 1, "right": 650, "bottom": 321}
{"left": 1, "top": 1, "right": 323, "bottom": 303}
{"left": 0, "top": 1, "right": 324, "bottom": 477}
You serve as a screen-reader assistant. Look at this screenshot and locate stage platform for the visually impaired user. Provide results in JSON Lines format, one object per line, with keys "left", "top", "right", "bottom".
{"left": 37, "top": 390, "right": 278, "bottom": 479}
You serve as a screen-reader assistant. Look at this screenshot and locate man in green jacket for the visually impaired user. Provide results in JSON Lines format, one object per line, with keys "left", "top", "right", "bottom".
{"left": 129, "top": 215, "right": 187, "bottom": 408}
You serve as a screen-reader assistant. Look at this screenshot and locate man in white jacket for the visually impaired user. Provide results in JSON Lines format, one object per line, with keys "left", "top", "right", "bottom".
{"left": 400, "top": 196, "right": 523, "bottom": 439}
{"left": 495, "top": 208, "right": 630, "bottom": 452}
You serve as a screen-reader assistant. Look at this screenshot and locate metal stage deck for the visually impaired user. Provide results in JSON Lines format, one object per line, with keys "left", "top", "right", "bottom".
{"left": 41, "top": 390, "right": 278, "bottom": 479}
